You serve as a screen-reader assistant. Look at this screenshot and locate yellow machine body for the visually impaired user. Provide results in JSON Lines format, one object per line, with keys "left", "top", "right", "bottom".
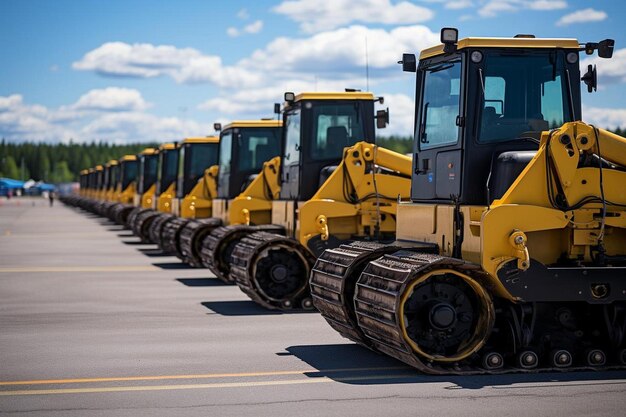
{"left": 133, "top": 148, "right": 157, "bottom": 208}
{"left": 210, "top": 120, "right": 283, "bottom": 223}
{"left": 172, "top": 136, "right": 220, "bottom": 218}
{"left": 94, "top": 165, "right": 105, "bottom": 200}
{"left": 79, "top": 169, "right": 88, "bottom": 197}
{"left": 226, "top": 156, "right": 281, "bottom": 226}
{"left": 153, "top": 143, "right": 177, "bottom": 212}
{"left": 312, "top": 32, "right": 626, "bottom": 374}
{"left": 264, "top": 142, "right": 412, "bottom": 252}
{"left": 115, "top": 155, "right": 137, "bottom": 204}
{"left": 104, "top": 160, "right": 119, "bottom": 202}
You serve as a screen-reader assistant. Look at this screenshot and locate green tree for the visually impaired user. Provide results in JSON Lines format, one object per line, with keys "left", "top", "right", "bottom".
{"left": 2, "top": 156, "right": 20, "bottom": 179}
{"left": 50, "top": 161, "right": 74, "bottom": 183}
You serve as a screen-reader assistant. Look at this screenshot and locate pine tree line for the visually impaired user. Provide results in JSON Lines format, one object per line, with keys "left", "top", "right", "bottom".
{"left": 2, "top": 127, "right": 624, "bottom": 183}
{"left": 0, "top": 140, "right": 157, "bottom": 183}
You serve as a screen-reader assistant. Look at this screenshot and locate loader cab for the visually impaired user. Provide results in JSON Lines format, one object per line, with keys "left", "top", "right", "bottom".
{"left": 406, "top": 32, "right": 584, "bottom": 205}
{"left": 173, "top": 137, "right": 220, "bottom": 215}
{"left": 96, "top": 164, "right": 106, "bottom": 200}
{"left": 79, "top": 170, "right": 88, "bottom": 196}
{"left": 106, "top": 160, "right": 120, "bottom": 202}
{"left": 118, "top": 155, "right": 138, "bottom": 204}
{"left": 154, "top": 143, "right": 178, "bottom": 211}
{"left": 279, "top": 92, "right": 378, "bottom": 201}
{"left": 216, "top": 120, "right": 283, "bottom": 199}
{"left": 87, "top": 168, "right": 97, "bottom": 198}
{"left": 136, "top": 148, "right": 158, "bottom": 208}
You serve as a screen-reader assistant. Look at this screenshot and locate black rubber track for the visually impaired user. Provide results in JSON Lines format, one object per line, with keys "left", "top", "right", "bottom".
{"left": 229, "top": 231, "right": 316, "bottom": 310}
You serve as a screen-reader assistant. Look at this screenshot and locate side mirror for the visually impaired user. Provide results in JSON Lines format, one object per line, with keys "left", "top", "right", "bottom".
{"left": 598, "top": 39, "right": 615, "bottom": 58}
{"left": 398, "top": 53, "right": 416, "bottom": 73}
{"left": 581, "top": 64, "right": 597, "bottom": 93}
{"left": 376, "top": 108, "right": 389, "bottom": 129}
{"left": 213, "top": 122, "right": 222, "bottom": 132}
{"left": 274, "top": 103, "right": 281, "bottom": 114}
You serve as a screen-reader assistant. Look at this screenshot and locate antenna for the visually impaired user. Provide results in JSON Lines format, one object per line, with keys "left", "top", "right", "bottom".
{"left": 365, "top": 35, "right": 369, "bottom": 91}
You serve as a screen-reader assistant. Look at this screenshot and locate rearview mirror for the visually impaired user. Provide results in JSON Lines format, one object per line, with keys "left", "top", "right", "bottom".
{"left": 581, "top": 64, "right": 597, "bottom": 93}
{"left": 598, "top": 39, "right": 615, "bottom": 58}
{"left": 398, "top": 54, "right": 416, "bottom": 73}
{"left": 376, "top": 108, "right": 389, "bottom": 129}
{"left": 274, "top": 103, "right": 281, "bottom": 114}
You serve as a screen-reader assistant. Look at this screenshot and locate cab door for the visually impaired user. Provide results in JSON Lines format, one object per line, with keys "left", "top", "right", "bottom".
{"left": 412, "top": 57, "right": 464, "bottom": 201}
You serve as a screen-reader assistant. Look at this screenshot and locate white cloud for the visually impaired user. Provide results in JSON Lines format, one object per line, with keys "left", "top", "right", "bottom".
{"left": 528, "top": 0, "right": 567, "bottom": 10}
{"left": 73, "top": 42, "right": 261, "bottom": 88}
{"left": 446, "top": 1, "right": 473, "bottom": 10}
{"left": 237, "top": 8, "right": 249, "bottom": 20}
{"left": 72, "top": 87, "right": 150, "bottom": 112}
{"left": 584, "top": 105, "right": 626, "bottom": 130}
{"left": 479, "top": 0, "right": 566, "bottom": 17}
{"left": 244, "top": 24, "right": 439, "bottom": 76}
{"left": 0, "top": 92, "right": 211, "bottom": 143}
{"left": 0, "top": 95, "right": 76, "bottom": 142}
{"left": 245, "top": 20, "right": 263, "bottom": 34}
{"left": 556, "top": 8, "right": 607, "bottom": 26}
{"left": 227, "top": 20, "right": 264, "bottom": 37}
{"left": 226, "top": 27, "right": 240, "bottom": 37}
{"left": 273, "top": 0, "right": 434, "bottom": 33}
{"left": 378, "top": 93, "right": 415, "bottom": 136}
{"left": 81, "top": 112, "right": 212, "bottom": 143}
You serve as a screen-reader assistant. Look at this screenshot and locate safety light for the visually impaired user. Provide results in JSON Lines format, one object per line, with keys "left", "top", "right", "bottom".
{"left": 441, "top": 27, "right": 459, "bottom": 53}
{"left": 213, "top": 123, "right": 221, "bottom": 132}
{"left": 284, "top": 92, "right": 295, "bottom": 103}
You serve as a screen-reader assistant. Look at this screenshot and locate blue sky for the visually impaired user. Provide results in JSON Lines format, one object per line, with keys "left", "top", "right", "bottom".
{"left": 1, "top": 0, "right": 625, "bottom": 143}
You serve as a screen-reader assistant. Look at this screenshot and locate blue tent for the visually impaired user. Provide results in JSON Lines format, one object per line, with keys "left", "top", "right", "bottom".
{"left": 0, "top": 178, "right": 25, "bottom": 196}
{"left": 37, "top": 183, "right": 55, "bottom": 192}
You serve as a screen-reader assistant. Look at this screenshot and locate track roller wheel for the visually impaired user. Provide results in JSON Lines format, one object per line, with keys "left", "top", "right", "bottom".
{"left": 550, "top": 349, "right": 573, "bottom": 368}
{"left": 353, "top": 251, "right": 495, "bottom": 373}
{"left": 482, "top": 352, "right": 504, "bottom": 370}
{"left": 230, "top": 232, "right": 316, "bottom": 310}
{"left": 585, "top": 349, "right": 606, "bottom": 366}
{"left": 517, "top": 350, "right": 539, "bottom": 369}
{"left": 178, "top": 218, "right": 222, "bottom": 267}
{"left": 301, "top": 297, "right": 314, "bottom": 310}
{"left": 310, "top": 241, "right": 405, "bottom": 348}
{"left": 619, "top": 349, "right": 626, "bottom": 365}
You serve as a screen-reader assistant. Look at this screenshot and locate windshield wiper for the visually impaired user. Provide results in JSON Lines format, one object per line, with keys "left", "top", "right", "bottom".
{"left": 427, "top": 63, "right": 455, "bottom": 73}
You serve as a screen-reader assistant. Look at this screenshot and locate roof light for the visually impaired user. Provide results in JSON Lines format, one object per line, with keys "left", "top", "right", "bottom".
{"left": 440, "top": 27, "right": 458, "bottom": 53}
{"left": 441, "top": 27, "right": 458, "bottom": 43}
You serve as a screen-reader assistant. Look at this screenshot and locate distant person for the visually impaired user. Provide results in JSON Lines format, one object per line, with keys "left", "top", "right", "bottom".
{"left": 49, "top": 191, "right": 54, "bottom": 207}
{"left": 6, "top": 190, "right": 12, "bottom": 200}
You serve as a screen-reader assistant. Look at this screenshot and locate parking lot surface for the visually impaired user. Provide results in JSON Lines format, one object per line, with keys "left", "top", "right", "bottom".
{"left": 1, "top": 198, "right": 625, "bottom": 416}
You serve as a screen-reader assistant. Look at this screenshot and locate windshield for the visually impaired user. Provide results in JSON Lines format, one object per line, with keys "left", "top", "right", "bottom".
{"left": 237, "top": 127, "right": 281, "bottom": 171}
{"left": 138, "top": 154, "right": 158, "bottom": 194}
{"left": 478, "top": 52, "right": 570, "bottom": 142}
{"left": 283, "top": 108, "right": 301, "bottom": 167}
{"left": 110, "top": 165, "right": 120, "bottom": 190}
{"left": 180, "top": 143, "right": 218, "bottom": 196}
{"left": 218, "top": 131, "right": 233, "bottom": 194}
{"left": 419, "top": 60, "right": 462, "bottom": 150}
{"left": 157, "top": 149, "right": 179, "bottom": 195}
{"left": 121, "top": 160, "right": 138, "bottom": 190}
{"left": 310, "top": 102, "right": 366, "bottom": 160}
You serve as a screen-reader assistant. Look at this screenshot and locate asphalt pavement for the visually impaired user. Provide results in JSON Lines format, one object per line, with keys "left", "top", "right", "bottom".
{"left": 1, "top": 197, "right": 625, "bottom": 416}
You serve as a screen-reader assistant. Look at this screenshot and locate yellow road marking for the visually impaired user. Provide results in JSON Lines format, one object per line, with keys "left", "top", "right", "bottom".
{"left": 0, "top": 266, "right": 158, "bottom": 273}
{"left": 0, "top": 373, "right": 416, "bottom": 396}
{"left": 0, "top": 366, "right": 407, "bottom": 386}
